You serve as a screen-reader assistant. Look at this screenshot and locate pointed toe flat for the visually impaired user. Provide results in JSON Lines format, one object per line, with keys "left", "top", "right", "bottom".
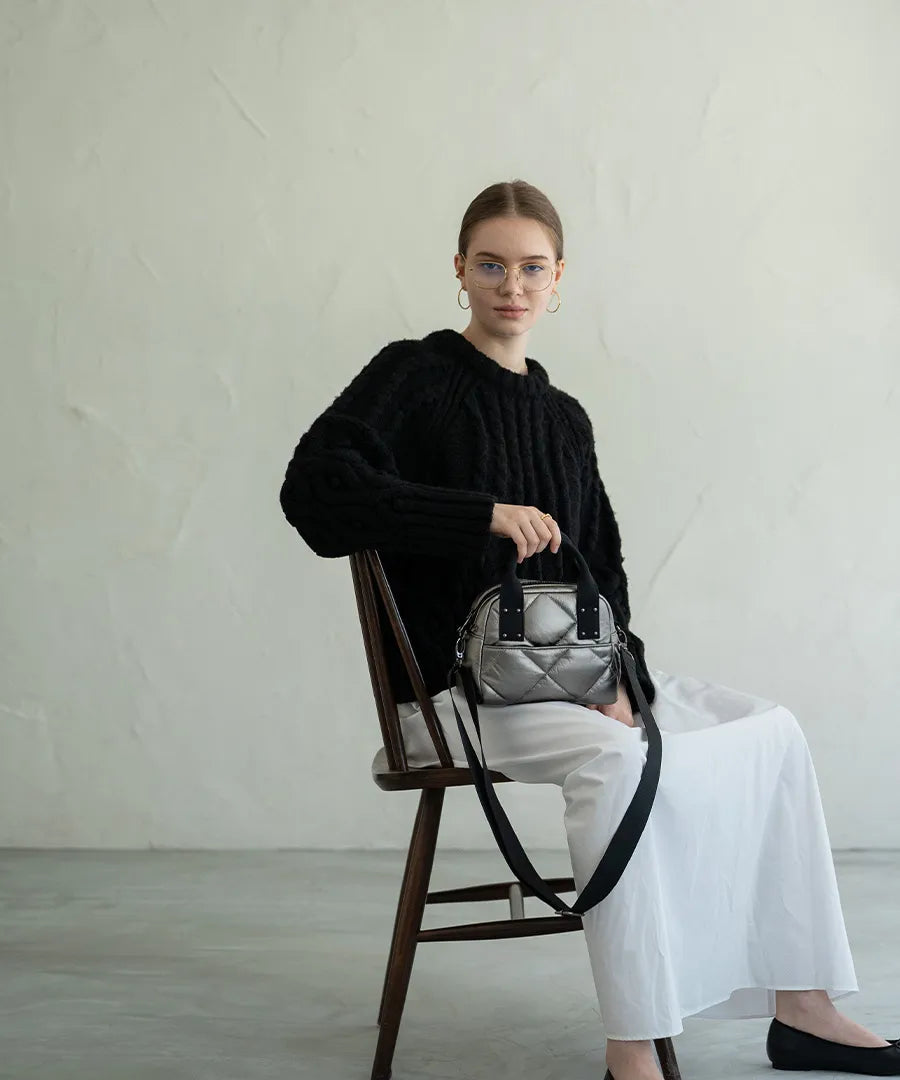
{"left": 767, "top": 1016, "right": 900, "bottom": 1075}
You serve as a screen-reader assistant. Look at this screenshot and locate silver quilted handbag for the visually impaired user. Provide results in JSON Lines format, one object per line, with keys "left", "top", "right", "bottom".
{"left": 447, "top": 530, "right": 662, "bottom": 918}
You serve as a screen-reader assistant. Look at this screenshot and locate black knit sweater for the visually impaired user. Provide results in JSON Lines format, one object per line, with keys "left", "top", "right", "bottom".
{"left": 279, "top": 328, "right": 656, "bottom": 712}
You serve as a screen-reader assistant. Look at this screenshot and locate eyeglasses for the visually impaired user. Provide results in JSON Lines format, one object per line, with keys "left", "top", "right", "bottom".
{"left": 461, "top": 255, "right": 556, "bottom": 292}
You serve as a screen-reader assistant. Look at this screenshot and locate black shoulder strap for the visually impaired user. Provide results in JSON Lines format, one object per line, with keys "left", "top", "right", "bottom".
{"left": 446, "top": 646, "right": 662, "bottom": 917}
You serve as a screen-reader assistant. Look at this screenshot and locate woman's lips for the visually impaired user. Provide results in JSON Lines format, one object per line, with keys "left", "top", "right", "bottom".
{"left": 496, "top": 307, "right": 526, "bottom": 317}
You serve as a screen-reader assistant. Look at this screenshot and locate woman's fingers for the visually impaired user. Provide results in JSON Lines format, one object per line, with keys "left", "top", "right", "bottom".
{"left": 511, "top": 523, "right": 529, "bottom": 564}
{"left": 522, "top": 507, "right": 557, "bottom": 559}
{"left": 583, "top": 701, "right": 635, "bottom": 727}
{"left": 489, "top": 503, "right": 562, "bottom": 561}
{"left": 533, "top": 514, "right": 555, "bottom": 554}
{"left": 518, "top": 518, "right": 541, "bottom": 561}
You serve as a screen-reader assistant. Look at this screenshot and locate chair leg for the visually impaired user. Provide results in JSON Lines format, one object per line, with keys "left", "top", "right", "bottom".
{"left": 654, "top": 1036, "right": 682, "bottom": 1080}
{"left": 376, "top": 790, "right": 431, "bottom": 1025}
{"left": 371, "top": 788, "right": 444, "bottom": 1080}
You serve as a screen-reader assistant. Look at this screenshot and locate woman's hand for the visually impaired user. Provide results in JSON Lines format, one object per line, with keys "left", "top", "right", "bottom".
{"left": 489, "top": 503, "right": 562, "bottom": 563}
{"left": 582, "top": 681, "right": 635, "bottom": 727}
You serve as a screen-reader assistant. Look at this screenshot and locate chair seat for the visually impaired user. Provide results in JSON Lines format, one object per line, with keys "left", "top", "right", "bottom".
{"left": 371, "top": 745, "right": 513, "bottom": 791}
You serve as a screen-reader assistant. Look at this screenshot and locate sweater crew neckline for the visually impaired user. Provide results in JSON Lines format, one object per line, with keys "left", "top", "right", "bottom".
{"left": 426, "top": 328, "right": 550, "bottom": 397}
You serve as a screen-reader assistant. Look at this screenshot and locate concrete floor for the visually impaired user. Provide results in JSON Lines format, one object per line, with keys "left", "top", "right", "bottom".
{"left": 0, "top": 849, "right": 898, "bottom": 1080}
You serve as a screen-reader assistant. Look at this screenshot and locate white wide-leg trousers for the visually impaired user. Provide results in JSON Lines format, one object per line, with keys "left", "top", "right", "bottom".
{"left": 396, "top": 665, "right": 859, "bottom": 1040}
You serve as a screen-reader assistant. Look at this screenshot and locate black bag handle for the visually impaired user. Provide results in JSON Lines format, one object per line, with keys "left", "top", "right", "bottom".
{"left": 498, "top": 530, "right": 603, "bottom": 641}
{"left": 447, "top": 537, "right": 662, "bottom": 917}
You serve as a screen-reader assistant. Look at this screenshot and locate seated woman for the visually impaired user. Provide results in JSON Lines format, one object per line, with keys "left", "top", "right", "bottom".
{"left": 279, "top": 178, "right": 900, "bottom": 1079}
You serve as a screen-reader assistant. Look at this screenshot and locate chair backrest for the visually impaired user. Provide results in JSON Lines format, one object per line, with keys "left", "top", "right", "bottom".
{"left": 349, "top": 550, "right": 454, "bottom": 772}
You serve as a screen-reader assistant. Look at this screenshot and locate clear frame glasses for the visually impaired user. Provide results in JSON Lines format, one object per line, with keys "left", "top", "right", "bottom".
{"left": 461, "top": 255, "right": 557, "bottom": 292}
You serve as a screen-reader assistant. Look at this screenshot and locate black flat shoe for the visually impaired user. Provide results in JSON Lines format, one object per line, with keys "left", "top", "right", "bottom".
{"left": 767, "top": 1016, "right": 900, "bottom": 1074}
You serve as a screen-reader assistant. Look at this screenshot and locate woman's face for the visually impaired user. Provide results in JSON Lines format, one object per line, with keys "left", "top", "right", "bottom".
{"left": 454, "top": 216, "right": 564, "bottom": 340}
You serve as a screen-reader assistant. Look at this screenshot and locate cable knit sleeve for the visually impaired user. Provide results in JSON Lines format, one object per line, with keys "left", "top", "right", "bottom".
{"left": 279, "top": 341, "right": 498, "bottom": 559}
{"left": 571, "top": 404, "right": 657, "bottom": 708}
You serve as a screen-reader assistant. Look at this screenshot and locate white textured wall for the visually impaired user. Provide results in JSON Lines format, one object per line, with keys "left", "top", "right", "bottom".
{"left": 1, "top": 1, "right": 898, "bottom": 849}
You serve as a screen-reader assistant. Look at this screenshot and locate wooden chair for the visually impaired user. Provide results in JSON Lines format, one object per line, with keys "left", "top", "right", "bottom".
{"left": 350, "top": 548, "right": 682, "bottom": 1080}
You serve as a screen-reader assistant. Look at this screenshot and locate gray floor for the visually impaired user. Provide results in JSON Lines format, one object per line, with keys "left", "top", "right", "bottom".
{"left": 1, "top": 849, "right": 898, "bottom": 1080}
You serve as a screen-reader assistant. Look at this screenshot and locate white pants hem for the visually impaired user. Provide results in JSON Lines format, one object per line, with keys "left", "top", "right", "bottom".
{"left": 603, "top": 983, "right": 860, "bottom": 1041}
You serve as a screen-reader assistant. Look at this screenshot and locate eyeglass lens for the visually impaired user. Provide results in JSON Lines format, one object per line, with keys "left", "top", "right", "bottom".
{"left": 468, "top": 260, "right": 554, "bottom": 291}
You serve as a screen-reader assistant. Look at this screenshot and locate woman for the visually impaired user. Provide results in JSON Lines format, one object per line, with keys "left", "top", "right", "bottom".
{"left": 280, "top": 180, "right": 899, "bottom": 1079}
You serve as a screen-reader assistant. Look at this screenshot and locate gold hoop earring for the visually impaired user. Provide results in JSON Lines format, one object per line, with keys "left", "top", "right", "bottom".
{"left": 547, "top": 290, "right": 561, "bottom": 313}
{"left": 457, "top": 284, "right": 470, "bottom": 310}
